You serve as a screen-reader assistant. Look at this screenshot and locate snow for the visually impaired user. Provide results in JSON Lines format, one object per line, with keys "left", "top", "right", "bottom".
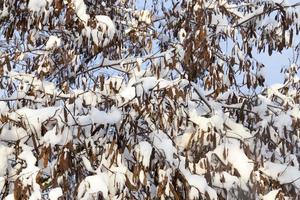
{"left": 91, "top": 29, "right": 100, "bottom": 45}
{"left": 273, "top": 113, "right": 292, "bottom": 132}
{"left": 190, "top": 108, "right": 252, "bottom": 140}
{"left": 0, "top": 177, "right": 5, "bottom": 193}
{"left": 18, "top": 148, "right": 37, "bottom": 166}
{"left": 89, "top": 107, "right": 122, "bottom": 125}
{"left": 139, "top": 170, "right": 145, "bottom": 184}
{"left": 189, "top": 109, "right": 212, "bottom": 131}
{"left": 16, "top": 148, "right": 41, "bottom": 199}
{"left": 186, "top": 174, "right": 217, "bottom": 200}
{"left": 211, "top": 12, "right": 230, "bottom": 33}
{"left": 73, "top": 0, "right": 89, "bottom": 23}
{"left": 135, "top": 141, "right": 153, "bottom": 168}
{"left": 260, "top": 161, "right": 300, "bottom": 188}
{"left": 208, "top": 140, "right": 254, "bottom": 186}
{"left": 4, "top": 194, "right": 14, "bottom": 200}
{"left": 45, "top": 35, "right": 61, "bottom": 50}
{"left": 0, "top": 145, "right": 13, "bottom": 176}
{"left": 9, "top": 106, "right": 60, "bottom": 134}
{"left": 0, "top": 3, "right": 9, "bottom": 18}
{"left": 72, "top": 0, "right": 115, "bottom": 46}
{"left": 262, "top": 189, "right": 281, "bottom": 200}
{"left": 150, "top": 130, "right": 176, "bottom": 164}
{"left": 178, "top": 157, "right": 218, "bottom": 200}
{"left": 78, "top": 91, "right": 100, "bottom": 106}
{"left": 223, "top": 118, "right": 253, "bottom": 139}
{"left": 49, "top": 187, "right": 63, "bottom": 200}
{"left": 77, "top": 174, "right": 109, "bottom": 200}
{"left": 82, "top": 156, "right": 95, "bottom": 172}
{"left": 28, "top": 0, "right": 52, "bottom": 12}
{"left": 119, "top": 76, "right": 185, "bottom": 102}
{"left": 29, "top": 190, "right": 42, "bottom": 200}
{"left": 212, "top": 172, "right": 239, "bottom": 190}
{"left": 176, "top": 128, "right": 194, "bottom": 149}
{"left": 95, "top": 15, "right": 116, "bottom": 45}
{"left": 120, "top": 79, "right": 136, "bottom": 100}
{"left": 42, "top": 126, "right": 64, "bottom": 146}
{"left": 0, "top": 124, "right": 28, "bottom": 141}
{"left": 6, "top": 71, "right": 57, "bottom": 95}
{"left": 109, "top": 162, "right": 127, "bottom": 191}
{"left": 235, "top": 6, "right": 264, "bottom": 26}
{"left": 2, "top": 0, "right": 300, "bottom": 199}
{"left": 137, "top": 10, "right": 152, "bottom": 24}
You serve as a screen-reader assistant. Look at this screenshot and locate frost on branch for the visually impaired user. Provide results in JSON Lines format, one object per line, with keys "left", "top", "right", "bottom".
{"left": 1, "top": 0, "right": 300, "bottom": 199}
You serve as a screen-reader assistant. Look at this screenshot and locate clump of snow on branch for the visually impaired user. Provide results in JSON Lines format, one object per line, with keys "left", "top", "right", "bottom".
{"left": 1, "top": 0, "right": 300, "bottom": 199}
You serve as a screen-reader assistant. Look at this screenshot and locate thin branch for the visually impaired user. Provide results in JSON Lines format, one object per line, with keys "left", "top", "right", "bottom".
{"left": 234, "top": 2, "right": 300, "bottom": 28}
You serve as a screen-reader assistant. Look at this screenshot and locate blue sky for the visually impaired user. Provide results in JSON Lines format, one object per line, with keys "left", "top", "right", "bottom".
{"left": 257, "top": 0, "right": 300, "bottom": 85}
{"left": 256, "top": 45, "right": 298, "bottom": 85}
{"left": 135, "top": 0, "right": 300, "bottom": 85}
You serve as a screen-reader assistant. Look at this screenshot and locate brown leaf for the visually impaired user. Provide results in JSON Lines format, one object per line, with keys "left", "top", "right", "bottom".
{"left": 5, "top": 55, "right": 11, "bottom": 72}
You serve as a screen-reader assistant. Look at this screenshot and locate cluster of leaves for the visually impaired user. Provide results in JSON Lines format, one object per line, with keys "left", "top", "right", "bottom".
{"left": 0, "top": 0, "right": 300, "bottom": 199}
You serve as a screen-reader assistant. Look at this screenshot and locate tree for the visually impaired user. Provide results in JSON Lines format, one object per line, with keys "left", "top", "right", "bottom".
{"left": 0, "top": 0, "right": 300, "bottom": 199}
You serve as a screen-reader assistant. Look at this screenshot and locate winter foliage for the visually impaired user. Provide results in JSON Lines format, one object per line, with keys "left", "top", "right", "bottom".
{"left": 1, "top": 0, "right": 300, "bottom": 199}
